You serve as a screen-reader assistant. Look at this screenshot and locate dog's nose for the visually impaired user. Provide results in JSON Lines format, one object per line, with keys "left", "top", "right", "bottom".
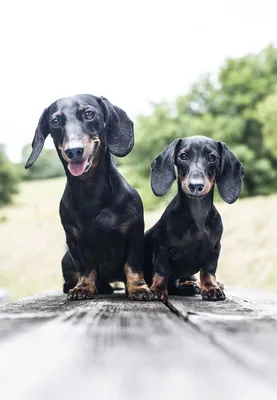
{"left": 188, "top": 183, "right": 204, "bottom": 194}
{"left": 65, "top": 148, "right": 84, "bottom": 161}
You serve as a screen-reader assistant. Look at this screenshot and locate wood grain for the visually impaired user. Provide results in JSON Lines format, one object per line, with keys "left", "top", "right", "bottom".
{"left": 0, "top": 290, "right": 276, "bottom": 399}
{"left": 168, "top": 287, "right": 277, "bottom": 389}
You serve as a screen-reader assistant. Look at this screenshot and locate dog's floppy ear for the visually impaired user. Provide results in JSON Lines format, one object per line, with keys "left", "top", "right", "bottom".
{"left": 25, "top": 108, "right": 50, "bottom": 169}
{"left": 100, "top": 97, "right": 134, "bottom": 157}
{"left": 216, "top": 142, "right": 244, "bottom": 204}
{"left": 151, "top": 139, "right": 182, "bottom": 196}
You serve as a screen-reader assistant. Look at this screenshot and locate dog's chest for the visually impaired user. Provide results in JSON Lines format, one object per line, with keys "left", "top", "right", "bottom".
{"left": 80, "top": 216, "right": 126, "bottom": 270}
{"left": 63, "top": 202, "right": 127, "bottom": 249}
{"left": 169, "top": 227, "right": 217, "bottom": 268}
{"left": 81, "top": 210, "right": 125, "bottom": 242}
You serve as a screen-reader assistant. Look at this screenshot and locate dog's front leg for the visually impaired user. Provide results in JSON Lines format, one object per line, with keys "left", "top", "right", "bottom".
{"left": 150, "top": 246, "right": 171, "bottom": 302}
{"left": 124, "top": 264, "right": 153, "bottom": 301}
{"left": 124, "top": 228, "right": 153, "bottom": 301}
{"left": 66, "top": 238, "right": 97, "bottom": 301}
{"left": 200, "top": 242, "right": 225, "bottom": 301}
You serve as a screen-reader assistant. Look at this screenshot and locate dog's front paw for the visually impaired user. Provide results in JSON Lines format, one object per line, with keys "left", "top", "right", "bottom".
{"left": 150, "top": 273, "right": 168, "bottom": 302}
{"left": 127, "top": 284, "right": 153, "bottom": 301}
{"left": 124, "top": 264, "right": 153, "bottom": 301}
{"left": 150, "top": 286, "right": 168, "bottom": 302}
{"left": 201, "top": 286, "right": 226, "bottom": 301}
{"left": 67, "top": 287, "right": 95, "bottom": 301}
{"left": 67, "top": 272, "right": 96, "bottom": 301}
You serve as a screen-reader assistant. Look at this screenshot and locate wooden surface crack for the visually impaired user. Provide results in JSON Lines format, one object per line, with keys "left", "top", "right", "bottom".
{"left": 0, "top": 289, "right": 277, "bottom": 399}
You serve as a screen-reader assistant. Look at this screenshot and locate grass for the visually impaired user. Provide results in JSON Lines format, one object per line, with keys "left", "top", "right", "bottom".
{"left": 0, "top": 177, "right": 277, "bottom": 299}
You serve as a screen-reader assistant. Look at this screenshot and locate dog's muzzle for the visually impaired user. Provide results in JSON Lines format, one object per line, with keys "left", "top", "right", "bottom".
{"left": 64, "top": 138, "right": 100, "bottom": 177}
{"left": 181, "top": 171, "right": 211, "bottom": 197}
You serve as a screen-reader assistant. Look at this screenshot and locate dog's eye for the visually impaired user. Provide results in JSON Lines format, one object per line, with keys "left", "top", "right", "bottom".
{"left": 84, "top": 110, "right": 95, "bottom": 120}
{"left": 179, "top": 153, "right": 188, "bottom": 161}
{"left": 51, "top": 117, "right": 60, "bottom": 128}
{"left": 208, "top": 154, "right": 217, "bottom": 162}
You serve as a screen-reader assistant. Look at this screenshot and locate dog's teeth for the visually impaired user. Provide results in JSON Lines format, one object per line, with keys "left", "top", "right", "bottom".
{"left": 84, "top": 159, "right": 92, "bottom": 172}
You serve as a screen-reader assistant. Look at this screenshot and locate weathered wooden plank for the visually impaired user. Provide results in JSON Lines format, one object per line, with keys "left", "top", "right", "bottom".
{"left": 0, "top": 291, "right": 83, "bottom": 338}
{"left": 167, "top": 287, "right": 277, "bottom": 317}
{"left": 0, "top": 290, "right": 73, "bottom": 314}
{"left": 0, "top": 293, "right": 276, "bottom": 400}
{"left": 226, "top": 286, "right": 277, "bottom": 316}
{"left": 168, "top": 291, "right": 254, "bottom": 317}
{"left": 168, "top": 287, "right": 277, "bottom": 389}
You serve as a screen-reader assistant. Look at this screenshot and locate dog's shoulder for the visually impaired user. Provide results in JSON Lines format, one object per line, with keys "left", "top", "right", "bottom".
{"left": 111, "top": 166, "right": 143, "bottom": 207}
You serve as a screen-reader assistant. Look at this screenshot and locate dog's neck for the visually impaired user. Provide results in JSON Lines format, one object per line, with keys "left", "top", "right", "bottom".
{"left": 177, "top": 181, "right": 214, "bottom": 231}
{"left": 58, "top": 145, "right": 116, "bottom": 209}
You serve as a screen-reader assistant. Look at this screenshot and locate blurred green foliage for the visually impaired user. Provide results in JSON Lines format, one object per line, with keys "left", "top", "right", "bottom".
{"left": 21, "top": 145, "right": 64, "bottom": 181}
{"left": 3, "top": 45, "right": 277, "bottom": 209}
{"left": 123, "top": 45, "right": 277, "bottom": 209}
{"left": 0, "top": 145, "right": 20, "bottom": 206}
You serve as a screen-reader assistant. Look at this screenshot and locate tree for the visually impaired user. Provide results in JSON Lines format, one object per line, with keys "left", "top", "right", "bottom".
{"left": 0, "top": 145, "right": 20, "bottom": 207}
{"left": 122, "top": 45, "right": 277, "bottom": 209}
{"left": 257, "top": 92, "right": 277, "bottom": 158}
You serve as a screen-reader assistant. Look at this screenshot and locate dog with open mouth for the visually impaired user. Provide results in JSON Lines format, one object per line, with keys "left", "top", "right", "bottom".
{"left": 143, "top": 136, "right": 244, "bottom": 302}
{"left": 25, "top": 94, "right": 153, "bottom": 301}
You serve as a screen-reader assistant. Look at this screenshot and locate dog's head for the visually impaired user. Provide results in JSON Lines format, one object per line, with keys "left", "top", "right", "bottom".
{"left": 151, "top": 136, "right": 244, "bottom": 204}
{"left": 25, "top": 95, "right": 133, "bottom": 177}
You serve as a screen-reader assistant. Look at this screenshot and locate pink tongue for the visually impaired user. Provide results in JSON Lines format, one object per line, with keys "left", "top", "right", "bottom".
{"left": 68, "top": 160, "right": 87, "bottom": 176}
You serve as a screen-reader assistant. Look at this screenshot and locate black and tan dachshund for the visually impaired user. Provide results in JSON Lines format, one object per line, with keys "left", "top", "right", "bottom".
{"left": 25, "top": 94, "right": 152, "bottom": 301}
{"left": 143, "top": 136, "right": 244, "bottom": 301}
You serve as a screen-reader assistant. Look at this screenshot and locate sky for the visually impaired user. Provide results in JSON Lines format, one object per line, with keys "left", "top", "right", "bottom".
{"left": 1, "top": 0, "right": 277, "bottom": 162}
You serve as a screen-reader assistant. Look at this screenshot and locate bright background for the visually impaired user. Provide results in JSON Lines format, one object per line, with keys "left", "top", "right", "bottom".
{"left": 1, "top": 0, "right": 276, "bottom": 161}
{"left": 1, "top": 0, "right": 277, "bottom": 300}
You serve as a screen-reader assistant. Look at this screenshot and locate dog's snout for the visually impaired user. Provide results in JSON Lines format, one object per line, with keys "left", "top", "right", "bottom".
{"left": 187, "top": 171, "right": 205, "bottom": 195}
{"left": 188, "top": 183, "right": 204, "bottom": 194}
{"left": 65, "top": 148, "right": 84, "bottom": 161}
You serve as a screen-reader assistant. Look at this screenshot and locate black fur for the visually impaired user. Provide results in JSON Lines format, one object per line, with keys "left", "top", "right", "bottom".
{"left": 143, "top": 135, "right": 244, "bottom": 301}
{"left": 25, "top": 94, "right": 152, "bottom": 301}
